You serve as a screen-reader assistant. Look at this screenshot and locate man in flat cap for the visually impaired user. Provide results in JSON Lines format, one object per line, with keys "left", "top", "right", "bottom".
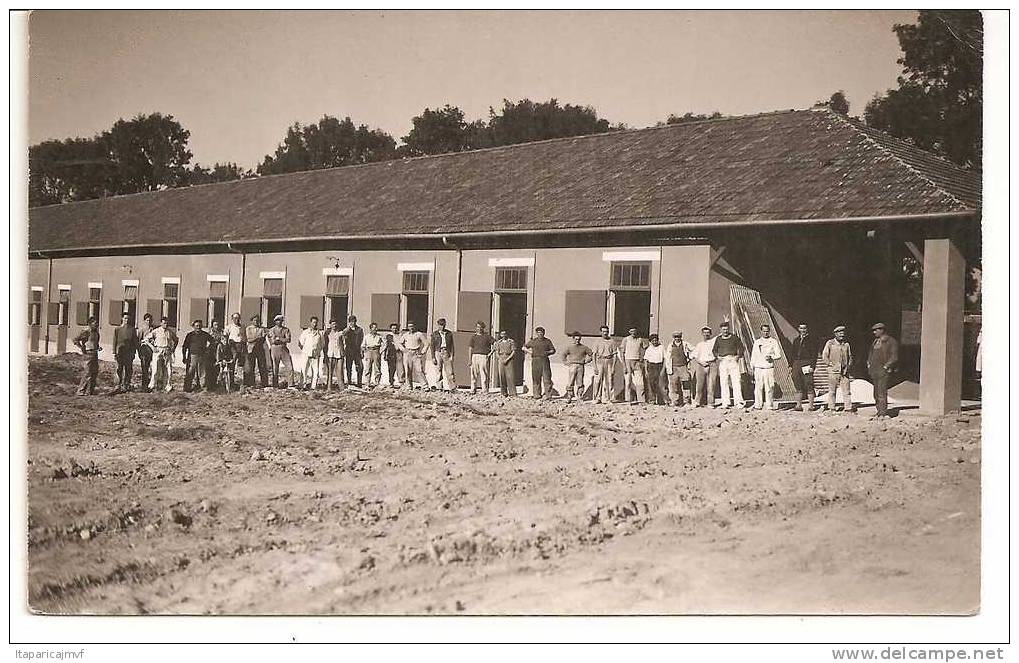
{"left": 821, "top": 325, "right": 854, "bottom": 412}
{"left": 266, "top": 314, "right": 293, "bottom": 388}
{"left": 867, "top": 322, "right": 899, "bottom": 418}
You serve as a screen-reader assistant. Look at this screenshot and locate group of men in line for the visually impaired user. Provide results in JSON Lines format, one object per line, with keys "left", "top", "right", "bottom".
{"left": 74, "top": 312, "right": 899, "bottom": 417}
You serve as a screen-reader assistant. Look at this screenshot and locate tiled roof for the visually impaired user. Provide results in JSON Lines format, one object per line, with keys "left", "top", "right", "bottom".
{"left": 28, "top": 108, "right": 980, "bottom": 253}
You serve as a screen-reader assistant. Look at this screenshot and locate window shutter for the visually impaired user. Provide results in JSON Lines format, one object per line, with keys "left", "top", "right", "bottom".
{"left": 299, "top": 296, "right": 324, "bottom": 328}
{"left": 189, "top": 298, "right": 208, "bottom": 326}
{"left": 209, "top": 281, "right": 228, "bottom": 299}
{"left": 240, "top": 297, "right": 261, "bottom": 324}
{"left": 325, "top": 275, "right": 349, "bottom": 296}
{"left": 75, "top": 301, "right": 90, "bottom": 326}
{"left": 27, "top": 303, "right": 33, "bottom": 322}
{"left": 564, "top": 290, "right": 607, "bottom": 336}
{"left": 108, "top": 300, "right": 124, "bottom": 326}
{"left": 456, "top": 291, "right": 492, "bottom": 332}
{"left": 145, "top": 298, "right": 163, "bottom": 323}
{"left": 370, "top": 293, "right": 401, "bottom": 329}
{"left": 47, "top": 302, "right": 59, "bottom": 324}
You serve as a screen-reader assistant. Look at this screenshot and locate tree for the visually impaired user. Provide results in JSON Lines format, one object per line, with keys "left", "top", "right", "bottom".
{"left": 864, "top": 10, "right": 982, "bottom": 168}
{"left": 484, "top": 98, "right": 616, "bottom": 147}
{"left": 258, "top": 116, "right": 397, "bottom": 175}
{"left": 29, "top": 137, "right": 115, "bottom": 207}
{"left": 663, "top": 111, "right": 724, "bottom": 125}
{"left": 817, "top": 91, "right": 850, "bottom": 116}
{"left": 186, "top": 162, "right": 253, "bottom": 186}
{"left": 400, "top": 105, "right": 488, "bottom": 156}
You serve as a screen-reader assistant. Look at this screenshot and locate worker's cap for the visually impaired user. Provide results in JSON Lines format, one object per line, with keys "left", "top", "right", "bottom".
{"left": 273, "top": 314, "right": 285, "bottom": 322}
{"left": 871, "top": 322, "right": 886, "bottom": 331}
{"left": 672, "top": 331, "right": 683, "bottom": 337}
{"left": 569, "top": 330, "right": 582, "bottom": 337}
{"left": 649, "top": 334, "right": 659, "bottom": 341}
{"left": 437, "top": 318, "right": 447, "bottom": 325}
{"left": 833, "top": 325, "right": 847, "bottom": 333}
{"left": 700, "top": 326, "right": 712, "bottom": 333}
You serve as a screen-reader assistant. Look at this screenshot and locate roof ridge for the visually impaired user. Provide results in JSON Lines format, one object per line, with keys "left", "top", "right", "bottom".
{"left": 825, "top": 110, "right": 974, "bottom": 210}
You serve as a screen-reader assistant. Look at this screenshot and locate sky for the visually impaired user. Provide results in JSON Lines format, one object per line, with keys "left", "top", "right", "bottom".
{"left": 28, "top": 10, "right": 917, "bottom": 170}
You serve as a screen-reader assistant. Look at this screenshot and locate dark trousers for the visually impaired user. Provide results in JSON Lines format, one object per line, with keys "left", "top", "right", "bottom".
{"left": 790, "top": 360, "right": 817, "bottom": 407}
{"left": 646, "top": 362, "right": 666, "bottom": 404}
{"left": 115, "top": 347, "right": 135, "bottom": 388}
{"left": 325, "top": 356, "right": 343, "bottom": 390}
{"left": 344, "top": 354, "right": 364, "bottom": 387}
{"left": 185, "top": 353, "right": 210, "bottom": 392}
{"left": 531, "top": 358, "right": 553, "bottom": 398}
{"left": 499, "top": 359, "right": 516, "bottom": 396}
{"left": 77, "top": 351, "right": 99, "bottom": 395}
{"left": 137, "top": 345, "right": 153, "bottom": 391}
{"left": 245, "top": 342, "right": 268, "bottom": 387}
{"left": 229, "top": 341, "right": 247, "bottom": 390}
{"left": 871, "top": 369, "right": 890, "bottom": 415}
{"left": 386, "top": 351, "right": 402, "bottom": 386}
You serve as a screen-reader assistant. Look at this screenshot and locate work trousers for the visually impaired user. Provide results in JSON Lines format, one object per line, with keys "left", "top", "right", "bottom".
{"left": 386, "top": 351, "right": 404, "bottom": 386}
{"left": 470, "top": 354, "right": 489, "bottom": 392}
{"left": 325, "top": 356, "right": 345, "bottom": 390}
{"left": 77, "top": 351, "right": 99, "bottom": 395}
{"left": 692, "top": 361, "right": 718, "bottom": 406}
{"left": 668, "top": 369, "right": 691, "bottom": 405}
{"left": 229, "top": 341, "right": 246, "bottom": 390}
{"left": 303, "top": 353, "right": 321, "bottom": 390}
{"left": 270, "top": 345, "right": 293, "bottom": 387}
{"left": 403, "top": 352, "right": 427, "bottom": 388}
{"left": 362, "top": 348, "right": 381, "bottom": 387}
{"left": 790, "top": 360, "right": 816, "bottom": 407}
{"left": 531, "top": 357, "right": 553, "bottom": 399}
{"left": 564, "top": 363, "right": 586, "bottom": 400}
{"left": 137, "top": 345, "right": 153, "bottom": 391}
{"left": 184, "top": 353, "right": 211, "bottom": 392}
{"left": 753, "top": 366, "right": 777, "bottom": 409}
{"left": 592, "top": 357, "right": 614, "bottom": 403}
{"left": 435, "top": 348, "right": 456, "bottom": 390}
{"left": 245, "top": 342, "right": 268, "bottom": 387}
{"left": 115, "top": 347, "right": 135, "bottom": 389}
{"left": 150, "top": 349, "right": 174, "bottom": 391}
{"left": 826, "top": 372, "right": 852, "bottom": 410}
{"left": 870, "top": 369, "right": 890, "bottom": 416}
{"left": 344, "top": 353, "right": 364, "bottom": 387}
{"left": 498, "top": 359, "right": 516, "bottom": 396}
{"left": 645, "top": 362, "right": 667, "bottom": 404}
{"left": 718, "top": 356, "right": 744, "bottom": 407}
{"left": 623, "top": 359, "right": 647, "bottom": 404}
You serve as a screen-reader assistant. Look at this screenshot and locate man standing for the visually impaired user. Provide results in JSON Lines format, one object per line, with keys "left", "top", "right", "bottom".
{"left": 208, "top": 319, "right": 224, "bottom": 391}
{"left": 113, "top": 312, "right": 138, "bottom": 392}
{"left": 867, "top": 322, "right": 899, "bottom": 418}
{"left": 591, "top": 325, "right": 617, "bottom": 405}
{"left": 523, "top": 327, "right": 556, "bottom": 400}
{"left": 214, "top": 334, "right": 236, "bottom": 392}
{"left": 560, "top": 331, "right": 593, "bottom": 402}
{"left": 664, "top": 331, "right": 693, "bottom": 406}
{"left": 399, "top": 321, "right": 429, "bottom": 389}
{"left": 750, "top": 324, "right": 783, "bottom": 410}
{"left": 430, "top": 318, "right": 457, "bottom": 392}
{"left": 136, "top": 313, "right": 155, "bottom": 393}
{"left": 298, "top": 316, "right": 325, "bottom": 391}
{"left": 618, "top": 327, "right": 649, "bottom": 406}
{"left": 266, "top": 314, "right": 293, "bottom": 388}
{"left": 712, "top": 321, "right": 746, "bottom": 409}
{"left": 225, "top": 312, "right": 246, "bottom": 392}
{"left": 362, "top": 322, "right": 384, "bottom": 389}
{"left": 494, "top": 329, "right": 518, "bottom": 397}
{"left": 822, "top": 325, "right": 854, "bottom": 412}
{"left": 467, "top": 321, "right": 495, "bottom": 394}
{"left": 244, "top": 315, "right": 269, "bottom": 388}
{"left": 643, "top": 334, "right": 667, "bottom": 405}
{"left": 146, "top": 317, "right": 178, "bottom": 392}
{"left": 788, "top": 323, "right": 818, "bottom": 411}
{"left": 324, "top": 319, "right": 346, "bottom": 391}
{"left": 382, "top": 323, "right": 404, "bottom": 388}
{"left": 74, "top": 317, "right": 101, "bottom": 395}
{"left": 691, "top": 326, "right": 718, "bottom": 407}
{"left": 341, "top": 315, "right": 365, "bottom": 388}
{"left": 181, "top": 319, "right": 215, "bottom": 393}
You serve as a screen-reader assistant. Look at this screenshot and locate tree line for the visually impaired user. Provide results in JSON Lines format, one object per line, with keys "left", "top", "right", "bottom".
{"left": 29, "top": 10, "right": 980, "bottom": 208}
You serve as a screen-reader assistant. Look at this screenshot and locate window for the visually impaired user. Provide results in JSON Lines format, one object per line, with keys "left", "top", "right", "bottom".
{"left": 610, "top": 261, "right": 651, "bottom": 337}
{"left": 163, "top": 282, "right": 179, "bottom": 328}
{"left": 88, "top": 286, "right": 102, "bottom": 322}
{"left": 57, "top": 289, "right": 70, "bottom": 326}
{"left": 402, "top": 271, "right": 429, "bottom": 330}
{"left": 495, "top": 267, "right": 527, "bottom": 292}
{"left": 29, "top": 290, "right": 42, "bottom": 325}
{"left": 325, "top": 275, "right": 349, "bottom": 324}
{"left": 263, "top": 278, "right": 284, "bottom": 322}
{"left": 208, "top": 281, "right": 227, "bottom": 329}
{"left": 123, "top": 285, "right": 138, "bottom": 325}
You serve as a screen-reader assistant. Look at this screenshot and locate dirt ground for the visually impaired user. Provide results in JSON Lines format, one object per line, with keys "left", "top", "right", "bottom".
{"left": 24, "top": 354, "right": 980, "bottom": 615}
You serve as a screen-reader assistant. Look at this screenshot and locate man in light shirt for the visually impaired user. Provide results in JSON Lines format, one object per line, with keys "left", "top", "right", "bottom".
{"left": 822, "top": 325, "right": 854, "bottom": 413}
{"left": 244, "top": 315, "right": 269, "bottom": 389}
{"left": 362, "top": 322, "right": 384, "bottom": 389}
{"left": 324, "top": 319, "right": 345, "bottom": 391}
{"left": 591, "top": 325, "right": 617, "bottom": 405}
{"left": 430, "top": 318, "right": 457, "bottom": 392}
{"left": 399, "top": 321, "right": 429, "bottom": 389}
{"left": 750, "top": 323, "right": 783, "bottom": 410}
{"left": 617, "top": 327, "right": 649, "bottom": 406}
{"left": 691, "top": 326, "right": 718, "bottom": 407}
{"left": 146, "top": 316, "right": 179, "bottom": 392}
{"left": 266, "top": 314, "right": 293, "bottom": 388}
{"left": 664, "top": 331, "right": 694, "bottom": 406}
{"left": 494, "top": 330, "right": 518, "bottom": 397}
{"left": 225, "top": 312, "right": 246, "bottom": 392}
{"left": 712, "top": 321, "right": 746, "bottom": 409}
{"left": 560, "top": 331, "right": 593, "bottom": 402}
{"left": 298, "top": 316, "right": 325, "bottom": 391}
{"left": 643, "top": 334, "right": 667, "bottom": 405}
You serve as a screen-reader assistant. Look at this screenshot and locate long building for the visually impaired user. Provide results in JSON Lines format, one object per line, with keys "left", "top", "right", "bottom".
{"left": 27, "top": 108, "right": 981, "bottom": 414}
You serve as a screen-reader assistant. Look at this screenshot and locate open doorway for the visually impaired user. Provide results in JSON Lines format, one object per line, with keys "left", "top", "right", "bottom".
{"left": 498, "top": 292, "right": 527, "bottom": 386}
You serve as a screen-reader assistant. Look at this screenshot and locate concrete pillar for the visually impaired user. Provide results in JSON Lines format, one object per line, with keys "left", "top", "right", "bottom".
{"left": 919, "top": 237, "right": 965, "bottom": 415}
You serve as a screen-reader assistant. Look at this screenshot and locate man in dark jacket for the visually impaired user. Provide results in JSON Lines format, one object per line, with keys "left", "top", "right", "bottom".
{"left": 788, "top": 323, "right": 819, "bottom": 411}
{"left": 867, "top": 322, "right": 899, "bottom": 418}
{"left": 113, "top": 312, "right": 139, "bottom": 392}
{"left": 431, "top": 318, "right": 457, "bottom": 391}
{"left": 341, "top": 315, "right": 365, "bottom": 388}
{"left": 182, "top": 319, "right": 216, "bottom": 393}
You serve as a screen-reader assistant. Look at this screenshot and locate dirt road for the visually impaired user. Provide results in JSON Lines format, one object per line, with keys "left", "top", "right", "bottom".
{"left": 25, "top": 355, "right": 980, "bottom": 615}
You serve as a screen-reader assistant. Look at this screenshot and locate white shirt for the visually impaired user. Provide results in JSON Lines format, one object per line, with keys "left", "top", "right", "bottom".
{"left": 643, "top": 344, "right": 665, "bottom": 363}
{"left": 226, "top": 322, "right": 244, "bottom": 343}
{"left": 400, "top": 331, "right": 427, "bottom": 353}
{"left": 750, "top": 336, "right": 783, "bottom": 369}
{"left": 692, "top": 338, "right": 716, "bottom": 364}
{"left": 147, "top": 326, "right": 175, "bottom": 350}
{"left": 299, "top": 328, "right": 324, "bottom": 357}
{"left": 362, "top": 331, "right": 383, "bottom": 350}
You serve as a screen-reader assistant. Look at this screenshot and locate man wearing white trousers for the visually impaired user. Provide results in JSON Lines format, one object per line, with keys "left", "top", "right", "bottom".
{"left": 750, "top": 323, "right": 783, "bottom": 410}
{"left": 298, "top": 316, "right": 324, "bottom": 391}
{"left": 712, "top": 321, "right": 746, "bottom": 409}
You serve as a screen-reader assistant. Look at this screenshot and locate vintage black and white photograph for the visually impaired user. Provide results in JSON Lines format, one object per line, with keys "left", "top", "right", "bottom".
{"left": 20, "top": 9, "right": 988, "bottom": 620}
